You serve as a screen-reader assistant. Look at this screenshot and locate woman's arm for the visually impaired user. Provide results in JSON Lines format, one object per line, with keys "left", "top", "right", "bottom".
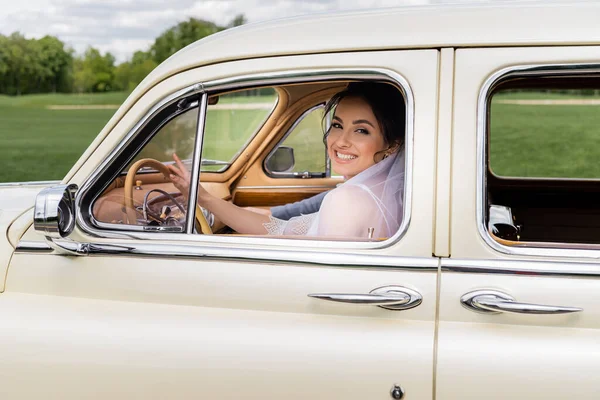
{"left": 271, "top": 190, "right": 329, "bottom": 220}
{"left": 168, "top": 154, "right": 270, "bottom": 234}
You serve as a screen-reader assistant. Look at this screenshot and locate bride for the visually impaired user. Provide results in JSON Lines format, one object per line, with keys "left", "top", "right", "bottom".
{"left": 169, "top": 81, "right": 406, "bottom": 239}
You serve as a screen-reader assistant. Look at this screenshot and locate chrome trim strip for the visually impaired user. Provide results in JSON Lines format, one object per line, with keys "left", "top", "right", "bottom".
{"left": 76, "top": 67, "right": 414, "bottom": 251}
{"left": 442, "top": 258, "right": 600, "bottom": 278}
{"left": 186, "top": 94, "right": 208, "bottom": 233}
{"left": 236, "top": 185, "right": 338, "bottom": 190}
{"left": 264, "top": 104, "right": 326, "bottom": 178}
{"left": 477, "top": 63, "right": 600, "bottom": 259}
{"left": 15, "top": 239, "right": 437, "bottom": 271}
{"left": 15, "top": 240, "right": 54, "bottom": 252}
{"left": 0, "top": 180, "right": 60, "bottom": 187}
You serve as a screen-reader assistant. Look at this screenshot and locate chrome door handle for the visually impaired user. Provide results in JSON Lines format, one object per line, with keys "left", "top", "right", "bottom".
{"left": 461, "top": 290, "right": 583, "bottom": 315}
{"left": 309, "top": 285, "right": 422, "bottom": 311}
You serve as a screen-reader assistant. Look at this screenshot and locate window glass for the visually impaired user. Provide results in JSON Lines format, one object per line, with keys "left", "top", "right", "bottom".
{"left": 486, "top": 79, "right": 600, "bottom": 247}
{"left": 134, "top": 107, "right": 198, "bottom": 164}
{"left": 202, "top": 88, "right": 278, "bottom": 172}
{"left": 93, "top": 104, "right": 198, "bottom": 229}
{"left": 266, "top": 105, "right": 328, "bottom": 177}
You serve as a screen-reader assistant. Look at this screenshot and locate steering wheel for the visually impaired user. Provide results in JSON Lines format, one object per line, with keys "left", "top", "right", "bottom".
{"left": 124, "top": 158, "right": 212, "bottom": 234}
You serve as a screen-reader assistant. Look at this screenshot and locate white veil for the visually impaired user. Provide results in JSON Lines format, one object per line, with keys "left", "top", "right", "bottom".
{"left": 264, "top": 150, "right": 405, "bottom": 239}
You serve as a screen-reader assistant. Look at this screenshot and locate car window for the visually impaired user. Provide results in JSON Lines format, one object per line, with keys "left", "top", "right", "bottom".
{"left": 264, "top": 105, "right": 329, "bottom": 178}
{"left": 485, "top": 73, "right": 600, "bottom": 248}
{"left": 86, "top": 78, "right": 410, "bottom": 243}
{"left": 92, "top": 104, "right": 199, "bottom": 229}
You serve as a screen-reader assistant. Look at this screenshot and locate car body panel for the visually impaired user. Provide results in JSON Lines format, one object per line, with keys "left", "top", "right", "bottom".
{"left": 0, "top": 184, "right": 54, "bottom": 291}
{"left": 5, "top": 255, "right": 438, "bottom": 399}
{"left": 5, "top": 49, "right": 440, "bottom": 398}
{"left": 450, "top": 45, "right": 600, "bottom": 261}
{"left": 437, "top": 45, "right": 600, "bottom": 399}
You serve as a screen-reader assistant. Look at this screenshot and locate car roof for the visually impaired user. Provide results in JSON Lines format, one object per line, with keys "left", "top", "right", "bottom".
{"left": 124, "top": 1, "right": 600, "bottom": 114}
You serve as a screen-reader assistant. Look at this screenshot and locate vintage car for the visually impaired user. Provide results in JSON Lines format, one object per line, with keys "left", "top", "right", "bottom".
{"left": 2, "top": 2, "right": 600, "bottom": 399}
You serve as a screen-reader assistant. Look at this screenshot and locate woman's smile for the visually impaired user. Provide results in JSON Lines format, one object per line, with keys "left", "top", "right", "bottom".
{"left": 334, "top": 150, "right": 358, "bottom": 161}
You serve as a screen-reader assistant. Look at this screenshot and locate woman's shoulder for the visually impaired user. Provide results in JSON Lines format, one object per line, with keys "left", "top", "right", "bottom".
{"left": 322, "top": 183, "right": 378, "bottom": 208}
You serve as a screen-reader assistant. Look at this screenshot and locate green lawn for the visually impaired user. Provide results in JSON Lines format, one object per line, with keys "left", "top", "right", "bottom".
{"left": 490, "top": 94, "right": 600, "bottom": 178}
{"left": 0, "top": 92, "right": 277, "bottom": 182}
{"left": 3, "top": 90, "right": 600, "bottom": 183}
{"left": 0, "top": 100, "right": 116, "bottom": 182}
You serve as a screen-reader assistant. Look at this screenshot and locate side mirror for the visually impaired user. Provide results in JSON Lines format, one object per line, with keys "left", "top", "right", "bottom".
{"left": 34, "top": 184, "right": 78, "bottom": 238}
{"left": 265, "top": 146, "right": 295, "bottom": 173}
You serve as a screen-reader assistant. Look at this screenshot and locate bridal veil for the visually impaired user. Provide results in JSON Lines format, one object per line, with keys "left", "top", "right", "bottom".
{"left": 264, "top": 150, "right": 405, "bottom": 239}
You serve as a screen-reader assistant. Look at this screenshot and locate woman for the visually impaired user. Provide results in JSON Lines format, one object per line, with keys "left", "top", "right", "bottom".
{"left": 169, "top": 81, "right": 406, "bottom": 239}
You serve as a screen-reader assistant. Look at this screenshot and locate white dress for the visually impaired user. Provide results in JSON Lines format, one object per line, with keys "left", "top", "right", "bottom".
{"left": 263, "top": 151, "right": 405, "bottom": 239}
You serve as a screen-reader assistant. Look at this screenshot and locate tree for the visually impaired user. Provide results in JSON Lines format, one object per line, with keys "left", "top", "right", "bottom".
{"left": 73, "top": 47, "right": 116, "bottom": 92}
{"left": 3, "top": 33, "right": 37, "bottom": 95}
{"left": 228, "top": 14, "right": 247, "bottom": 28}
{"left": 114, "top": 50, "right": 157, "bottom": 91}
{"left": 36, "top": 36, "right": 73, "bottom": 93}
{"left": 150, "top": 18, "right": 223, "bottom": 64}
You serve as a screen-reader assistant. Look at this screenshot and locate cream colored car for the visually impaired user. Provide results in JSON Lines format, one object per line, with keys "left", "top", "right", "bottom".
{"left": 2, "top": 2, "right": 600, "bottom": 399}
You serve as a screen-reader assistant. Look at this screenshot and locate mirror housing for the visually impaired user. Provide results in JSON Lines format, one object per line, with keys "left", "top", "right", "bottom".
{"left": 265, "top": 146, "right": 296, "bottom": 173}
{"left": 34, "top": 184, "right": 78, "bottom": 239}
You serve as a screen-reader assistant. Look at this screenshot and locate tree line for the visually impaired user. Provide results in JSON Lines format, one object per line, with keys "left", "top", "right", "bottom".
{"left": 0, "top": 15, "right": 246, "bottom": 96}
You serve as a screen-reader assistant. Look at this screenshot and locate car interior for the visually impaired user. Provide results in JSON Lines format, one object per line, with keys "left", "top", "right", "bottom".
{"left": 86, "top": 79, "right": 407, "bottom": 240}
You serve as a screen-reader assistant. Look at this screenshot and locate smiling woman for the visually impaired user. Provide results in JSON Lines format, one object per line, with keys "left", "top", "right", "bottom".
{"left": 168, "top": 81, "right": 407, "bottom": 240}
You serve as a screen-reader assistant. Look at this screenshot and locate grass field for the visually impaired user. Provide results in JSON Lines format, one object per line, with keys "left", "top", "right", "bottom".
{"left": 0, "top": 93, "right": 126, "bottom": 182}
{"left": 490, "top": 91, "right": 600, "bottom": 178}
{"left": 2, "top": 90, "right": 600, "bottom": 183}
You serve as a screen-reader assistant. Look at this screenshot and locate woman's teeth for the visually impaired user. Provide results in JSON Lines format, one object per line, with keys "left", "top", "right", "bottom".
{"left": 336, "top": 151, "right": 357, "bottom": 160}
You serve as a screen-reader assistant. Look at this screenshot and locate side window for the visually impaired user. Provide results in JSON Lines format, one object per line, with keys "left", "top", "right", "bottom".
{"left": 92, "top": 105, "right": 199, "bottom": 229}
{"left": 264, "top": 105, "right": 328, "bottom": 178}
{"left": 85, "top": 78, "right": 410, "bottom": 243}
{"left": 485, "top": 73, "right": 600, "bottom": 247}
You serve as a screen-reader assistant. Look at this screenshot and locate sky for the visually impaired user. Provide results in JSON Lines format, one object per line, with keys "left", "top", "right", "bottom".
{"left": 0, "top": 0, "right": 571, "bottom": 63}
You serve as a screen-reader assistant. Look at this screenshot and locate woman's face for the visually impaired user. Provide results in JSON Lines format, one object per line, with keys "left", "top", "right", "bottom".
{"left": 326, "top": 96, "right": 387, "bottom": 179}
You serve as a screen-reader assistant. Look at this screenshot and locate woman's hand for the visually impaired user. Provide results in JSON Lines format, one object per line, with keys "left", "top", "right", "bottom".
{"left": 168, "top": 153, "right": 211, "bottom": 203}
{"left": 168, "top": 153, "right": 192, "bottom": 200}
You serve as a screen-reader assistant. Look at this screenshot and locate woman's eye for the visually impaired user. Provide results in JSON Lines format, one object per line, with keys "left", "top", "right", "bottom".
{"left": 356, "top": 128, "right": 369, "bottom": 135}
{"left": 331, "top": 122, "right": 342, "bottom": 129}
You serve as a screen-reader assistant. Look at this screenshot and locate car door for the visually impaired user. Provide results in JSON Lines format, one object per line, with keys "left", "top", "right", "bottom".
{"left": 438, "top": 46, "right": 600, "bottom": 399}
{"left": 5, "top": 49, "right": 440, "bottom": 399}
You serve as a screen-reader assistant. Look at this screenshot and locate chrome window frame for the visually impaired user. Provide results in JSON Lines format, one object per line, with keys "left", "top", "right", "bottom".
{"left": 76, "top": 67, "right": 414, "bottom": 252}
{"left": 477, "top": 63, "right": 600, "bottom": 259}
{"left": 263, "top": 103, "right": 328, "bottom": 179}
